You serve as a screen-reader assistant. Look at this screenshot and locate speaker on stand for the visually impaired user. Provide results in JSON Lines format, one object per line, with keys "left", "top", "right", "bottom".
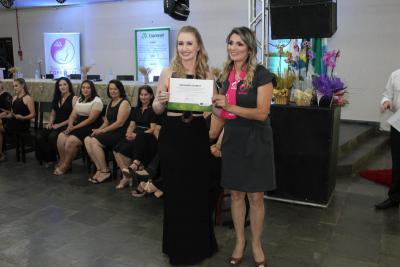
{"left": 270, "top": 0, "right": 337, "bottom": 39}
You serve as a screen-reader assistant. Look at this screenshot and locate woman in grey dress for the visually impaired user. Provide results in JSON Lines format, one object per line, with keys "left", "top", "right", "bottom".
{"left": 213, "top": 27, "right": 275, "bottom": 267}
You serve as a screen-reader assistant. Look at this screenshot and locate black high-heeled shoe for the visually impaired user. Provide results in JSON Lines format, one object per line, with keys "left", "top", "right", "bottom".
{"left": 229, "top": 241, "right": 247, "bottom": 265}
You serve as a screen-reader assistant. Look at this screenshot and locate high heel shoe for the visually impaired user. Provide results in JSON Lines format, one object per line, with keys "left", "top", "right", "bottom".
{"left": 115, "top": 176, "right": 131, "bottom": 189}
{"left": 254, "top": 260, "right": 266, "bottom": 267}
{"left": 144, "top": 181, "right": 164, "bottom": 198}
{"left": 131, "top": 181, "right": 147, "bottom": 197}
{"left": 90, "top": 171, "right": 111, "bottom": 184}
{"left": 229, "top": 241, "right": 247, "bottom": 265}
{"left": 53, "top": 165, "right": 72, "bottom": 175}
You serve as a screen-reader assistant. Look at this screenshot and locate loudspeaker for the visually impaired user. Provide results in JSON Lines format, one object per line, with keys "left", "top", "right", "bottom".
{"left": 270, "top": 0, "right": 337, "bottom": 39}
{"left": 164, "top": 0, "right": 190, "bottom": 21}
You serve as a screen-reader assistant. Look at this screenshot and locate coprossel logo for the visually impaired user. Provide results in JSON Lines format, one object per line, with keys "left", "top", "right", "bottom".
{"left": 51, "top": 38, "right": 75, "bottom": 64}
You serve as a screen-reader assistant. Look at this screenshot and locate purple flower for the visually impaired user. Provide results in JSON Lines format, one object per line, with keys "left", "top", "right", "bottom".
{"left": 312, "top": 74, "right": 345, "bottom": 97}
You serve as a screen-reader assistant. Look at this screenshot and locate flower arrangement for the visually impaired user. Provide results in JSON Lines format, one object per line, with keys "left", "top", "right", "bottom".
{"left": 8, "top": 67, "right": 19, "bottom": 78}
{"left": 273, "top": 69, "right": 296, "bottom": 104}
{"left": 285, "top": 41, "right": 314, "bottom": 81}
{"left": 312, "top": 49, "right": 348, "bottom": 107}
{"left": 139, "top": 66, "right": 152, "bottom": 84}
{"left": 81, "top": 65, "right": 92, "bottom": 76}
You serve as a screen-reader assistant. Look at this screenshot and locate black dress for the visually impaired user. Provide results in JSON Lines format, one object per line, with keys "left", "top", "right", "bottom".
{"left": 5, "top": 95, "right": 31, "bottom": 132}
{"left": 0, "top": 91, "right": 12, "bottom": 125}
{"left": 95, "top": 99, "right": 130, "bottom": 150}
{"left": 113, "top": 106, "right": 156, "bottom": 159}
{"left": 159, "top": 75, "right": 217, "bottom": 265}
{"left": 221, "top": 65, "right": 276, "bottom": 192}
{"left": 36, "top": 94, "right": 74, "bottom": 162}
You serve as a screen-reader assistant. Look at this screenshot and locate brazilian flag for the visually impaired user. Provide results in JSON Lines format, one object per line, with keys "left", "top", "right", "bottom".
{"left": 312, "top": 38, "right": 327, "bottom": 75}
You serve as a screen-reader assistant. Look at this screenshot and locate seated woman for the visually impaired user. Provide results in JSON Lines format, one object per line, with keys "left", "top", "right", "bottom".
{"left": 84, "top": 80, "right": 130, "bottom": 183}
{"left": 123, "top": 114, "right": 164, "bottom": 197}
{"left": 36, "top": 77, "right": 77, "bottom": 167}
{"left": 113, "top": 85, "right": 156, "bottom": 189}
{"left": 0, "top": 80, "right": 12, "bottom": 161}
{"left": 140, "top": 113, "right": 223, "bottom": 199}
{"left": 55, "top": 80, "right": 103, "bottom": 175}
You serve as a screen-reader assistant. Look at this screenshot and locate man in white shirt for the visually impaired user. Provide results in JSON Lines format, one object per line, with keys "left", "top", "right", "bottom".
{"left": 375, "top": 69, "right": 400, "bottom": 209}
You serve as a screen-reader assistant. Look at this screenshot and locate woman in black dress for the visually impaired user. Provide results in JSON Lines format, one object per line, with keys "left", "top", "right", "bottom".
{"left": 0, "top": 80, "right": 12, "bottom": 161}
{"left": 0, "top": 79, "right": 36, "bottom": 161}
{"left": 152, "top": 26, "right": 217, "bottom": 265}
{"left": 36, "top": 77, "right": 77, "bottom": 167}
{"left": 84, "top": 80, "right": 130, "bottom": 183}
{"left": 213, "top": 27, "right": 275, "bottom": 267}
{"left": 55, "top": 80, "right": 103, "bottom": 175}
{"left": 113, "top": 85, "right": 156, "bottom": 190}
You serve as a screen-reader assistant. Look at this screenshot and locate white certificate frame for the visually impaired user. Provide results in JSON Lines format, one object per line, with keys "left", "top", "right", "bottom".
{"left": 167, "top": 78, "right": 213, "bottom": 112}
{"left": 135, "top": 27, "right": 170, "bottom": 82}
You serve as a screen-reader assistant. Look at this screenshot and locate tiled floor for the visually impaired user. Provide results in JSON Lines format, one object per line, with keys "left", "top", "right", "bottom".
{"left": 0, "top": 148, "right": 399, "bottom": 267}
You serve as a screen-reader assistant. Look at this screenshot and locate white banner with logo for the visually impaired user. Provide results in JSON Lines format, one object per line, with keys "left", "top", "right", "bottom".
{"left": 44, "top": 33, "right": 81, "bottom": 78}
{"left": 135, "top": 27, "right": 170, "bottom": 82}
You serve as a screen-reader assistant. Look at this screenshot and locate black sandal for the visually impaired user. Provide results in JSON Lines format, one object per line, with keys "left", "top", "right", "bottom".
{"left": 131, "top": 187, "right": 146, "bottom": 197}
{"left": 91, "top": 171, "right": 111, "bottom": 184}
{"left": 122, "top": 162, "right": 143, "bottom": 178}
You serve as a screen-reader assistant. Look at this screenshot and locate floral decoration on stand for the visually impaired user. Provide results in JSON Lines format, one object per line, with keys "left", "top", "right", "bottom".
{"left": 312, "top": 50, "right": 348, "bottom": 107}
{"left": 285, "top": 41, "right": 315, "bottom": 106}
{"left": 269, "top": 43, "right": 294, "bottom": 105}
{"left": 139, "top": 66, "right": 152, "bottom": 84}
{"left": 273, "top": 69, "right": 296, "bottom": 105}
{"left": 81, "top": 65, "right": 92, "bottom": 80}
{"left": 8, "top": 67, "right": 19, "bottom": 79}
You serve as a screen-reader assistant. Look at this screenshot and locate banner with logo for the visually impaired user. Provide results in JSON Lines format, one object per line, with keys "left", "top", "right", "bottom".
{"left": 44, "top": 33, "right": 81, "bottom": 78}
{"left": 135, "top": 27, "right": 170, "bottom": 82}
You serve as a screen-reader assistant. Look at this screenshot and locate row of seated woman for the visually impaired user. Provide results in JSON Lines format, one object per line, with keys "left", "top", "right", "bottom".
{"left": 0, "top": 77, "right": 224, "bottom": 201}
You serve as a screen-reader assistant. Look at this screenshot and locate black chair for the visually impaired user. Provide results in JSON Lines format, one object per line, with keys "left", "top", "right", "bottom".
{"left": 86, "top": 74, "right": 101, "bottom": 81}
{"left": 153, "top": 76, "right": 159, "bottom": 82}
{"left": 116, "top": 75, "right": 134, "bottom": 81}
{"left": 69, "top": 74, "right": 82, "bottom": 80}
{"left": 45, "top": 74, "right": 54, "bottom": 79}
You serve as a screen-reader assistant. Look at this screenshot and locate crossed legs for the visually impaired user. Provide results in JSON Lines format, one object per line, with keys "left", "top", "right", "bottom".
{"left": 55, "top": 133, "right": 82, "bottom": 175}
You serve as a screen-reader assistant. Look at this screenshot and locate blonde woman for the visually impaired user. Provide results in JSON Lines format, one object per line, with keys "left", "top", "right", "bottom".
{"left": 153, "top": 26, "right": 217, "bottom": 265}
{"left": 213, "top": 27, "right": 275, "bottom": 267}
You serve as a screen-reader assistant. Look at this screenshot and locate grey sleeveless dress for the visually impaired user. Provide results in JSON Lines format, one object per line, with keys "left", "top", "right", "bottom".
{"left": 221, "top": 65, "right": 276, "bottom": 192}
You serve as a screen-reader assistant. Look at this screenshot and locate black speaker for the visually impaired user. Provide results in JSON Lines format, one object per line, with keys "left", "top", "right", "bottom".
{"left": 268, "top": 105, "right": 341, "bottom": 205}
{"left": 164, "top": 0, "right": 190, "bottom": 21}
{"left": 270, "top": 0, "right": 337, "bottom": 39}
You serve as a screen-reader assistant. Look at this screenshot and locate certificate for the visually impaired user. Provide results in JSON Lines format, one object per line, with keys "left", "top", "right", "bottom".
{"left": 167, "top": 78, "right": 213, "bottom": 112}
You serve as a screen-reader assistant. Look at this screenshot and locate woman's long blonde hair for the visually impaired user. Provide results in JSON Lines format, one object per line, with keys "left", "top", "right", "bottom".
{"left": 170, "top": 26, "right": 210, "bottom": 79}
{"left": 221, "top": 27, "right": 258, "bottom": 89}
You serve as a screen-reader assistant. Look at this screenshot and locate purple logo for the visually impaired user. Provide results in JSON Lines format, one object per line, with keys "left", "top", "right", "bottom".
{"left": 51, "top": 38, "right": 75, "bottom": 64}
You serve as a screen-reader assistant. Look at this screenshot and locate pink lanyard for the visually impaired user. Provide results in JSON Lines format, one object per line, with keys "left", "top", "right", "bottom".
{"left": 220, "top": 66, "right": 246, "bottom": 119}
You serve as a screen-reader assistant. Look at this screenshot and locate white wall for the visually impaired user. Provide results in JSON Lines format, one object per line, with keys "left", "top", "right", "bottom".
{"left": 329, "top": 0, "right": 400, "bottom": 122}
{"left": 1, "top": 0, "right": 400, "bottom": 122}
{"left": 0, "top": 0, "right": 247, "bottom": 79}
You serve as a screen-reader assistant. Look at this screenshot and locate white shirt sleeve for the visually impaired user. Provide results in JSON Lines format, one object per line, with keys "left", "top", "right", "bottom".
{"left": 381, "top": 73, "right": 394, "bottom": 106}
{"left": 92, "top": 96, "right": 104, "bottom": 111}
